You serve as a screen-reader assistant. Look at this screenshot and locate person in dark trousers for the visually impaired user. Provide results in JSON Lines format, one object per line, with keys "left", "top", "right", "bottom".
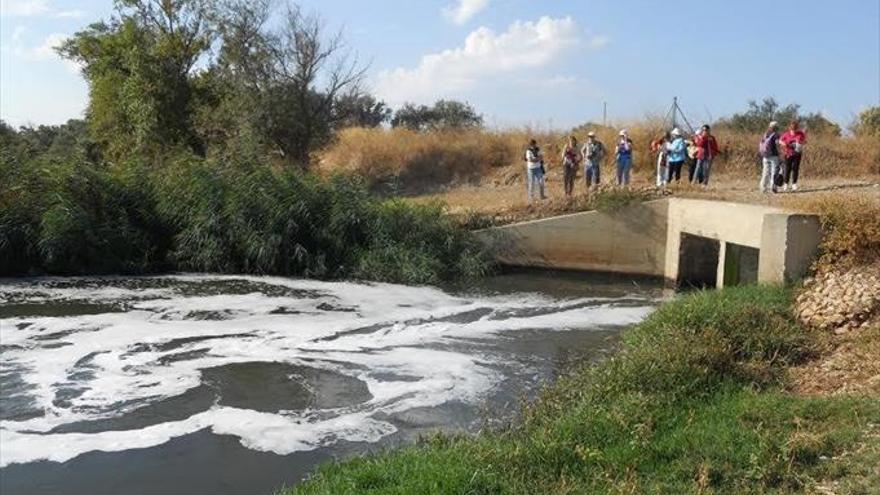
{"left": 779, "top": 120, "right": 807, "bottom": 191}
{"left": 693, "top": 124, "right": 720, "bottom": 186}
{"left": 561, "top": 135, "right": 580, "bottom": 197}
{"left": 525, "top": 139, "right": 546, "bottom": 201}
{"left": 665, "top": 128, "right": 687, "bottom": 182}
{"left": 615, "top": 129, "right": 634, "bottom": 186}
{"left": 582, "top": 131, "right": 605, "bottom": 190}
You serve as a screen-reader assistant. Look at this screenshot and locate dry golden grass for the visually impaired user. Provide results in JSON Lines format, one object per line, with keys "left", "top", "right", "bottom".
{"left": 318, "top": 125, "right": 880, "bottom": 195}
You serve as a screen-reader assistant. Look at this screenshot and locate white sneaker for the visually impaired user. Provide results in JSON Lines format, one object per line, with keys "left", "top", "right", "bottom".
{"left": 792, "top": 184, "right": 799, "bottom": 191}
{"left": 782, "top": 184, "right": 789, "bottom": 192}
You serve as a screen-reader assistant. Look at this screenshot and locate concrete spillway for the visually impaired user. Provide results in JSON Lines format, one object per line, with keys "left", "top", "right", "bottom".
{"left": 476, "top": 198, "right": 822, "bottom": 288}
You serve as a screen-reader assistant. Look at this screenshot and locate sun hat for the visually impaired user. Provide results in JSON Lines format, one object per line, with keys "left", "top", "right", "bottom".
{"left": 671, "top": 128, "right": 681, "bottom": 136}
{"left": 619, "top": 129, "right": 627, "bottom": 136}
{"left": 587, "top": 131, "right": 596, "bottom": 137}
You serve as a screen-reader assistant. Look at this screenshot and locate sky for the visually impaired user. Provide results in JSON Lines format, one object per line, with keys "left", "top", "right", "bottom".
{"left": 2, "top": 0, "right": 879, "bottom": 129}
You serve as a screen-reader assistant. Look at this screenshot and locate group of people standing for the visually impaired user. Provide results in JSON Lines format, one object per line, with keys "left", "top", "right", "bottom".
{"left": 523, "top": 120, "right": 807, "bottom": 201}
{"left": 651, "top": 125, "right": 720, "bottom": 188}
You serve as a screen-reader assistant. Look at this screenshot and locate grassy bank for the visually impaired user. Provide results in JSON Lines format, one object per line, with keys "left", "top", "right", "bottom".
{"left": 318, "top": 126, "right": 880, "bottom": 194}
{"left": 0, "top": 151, "right": 492, "bottom": 284}
{"left": 289, "top": 286, "right": 880, "bottom": 494}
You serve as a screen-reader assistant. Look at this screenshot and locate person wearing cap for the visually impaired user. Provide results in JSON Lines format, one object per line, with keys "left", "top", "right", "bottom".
{"left": 524, "top": 138, "right": 546, "bottom": 201}
{"left": 759, "top": 121, "right": 782, "bottom": 193}
{"left": 779, "top": 120, "right": 807, "bottom": 191}
{"left": 582, "top": 131, "right": 605, "bottom": 190}
{"left": 561, "top": 135, "right": 581, "bottom": 197}
{"left": 665, "top": 128, "right": 687, "bottom": 183}
{"left": 651, "top": 132, "right": 670, "bottom": 188}
{"left": 693, "top": 124, "right": 720, "bottom": 186}
{"left": 615, "top": 129, "right": 634, "bottom": 186}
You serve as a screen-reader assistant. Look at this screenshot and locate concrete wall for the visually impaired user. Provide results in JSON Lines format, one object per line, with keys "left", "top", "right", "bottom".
{"left": 475, "top": 200, "right": 668, "bottom": 277}
{"left": 664, "top": 199, "right": 785, "bottom": 286}
{"left": 476, "top": 198, "right": 821, "bottom": 287}
{"left": 758, "top": 214, "right": 823, "bottom": 284}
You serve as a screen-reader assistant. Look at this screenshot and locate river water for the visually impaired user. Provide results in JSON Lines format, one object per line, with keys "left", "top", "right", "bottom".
{"left": 0, "top": 272, "right": 661, "bottom": 495}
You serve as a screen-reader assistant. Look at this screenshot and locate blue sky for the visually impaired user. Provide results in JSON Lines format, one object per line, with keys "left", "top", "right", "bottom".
{"left": 2, "top": 0, "right": 878, "bottom": 129}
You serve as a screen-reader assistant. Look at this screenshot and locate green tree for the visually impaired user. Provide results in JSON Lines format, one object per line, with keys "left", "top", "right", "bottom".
{"left": 716, "top": 97, "right": 840, "bottom": 136}
{"left": 335, "top": 94, "right": 392, "bottom": 128}
{"left": 211, "top": 1, "right": 367, "bottom": 167}
{"left": 851, "top": 106, "right": 880, "bottom": 137}
{"left": 391, "top": 100, "right": 483, "bottom": 131}
{"left": 58, "top": 0, "right": 213, "bottom": 160}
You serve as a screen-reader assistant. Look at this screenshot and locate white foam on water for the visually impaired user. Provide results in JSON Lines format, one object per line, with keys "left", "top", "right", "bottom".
{"left": 0, "top": 275, "right": 656, "bottom": 467}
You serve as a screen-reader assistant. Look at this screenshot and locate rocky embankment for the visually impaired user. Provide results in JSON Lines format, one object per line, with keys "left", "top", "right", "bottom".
{"left": 795, "top": 261, "right": 880, "bottom": 333}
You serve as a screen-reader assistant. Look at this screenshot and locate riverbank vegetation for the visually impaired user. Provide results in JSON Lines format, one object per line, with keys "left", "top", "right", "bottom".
{"left": 290, "top": 285, "right": 880, "bottom": 494}
{"left": 0, "top": 140, "right": 490, "bottom": 282}
{"left": 0, "top": 0, "right": 492, "bottom": 283}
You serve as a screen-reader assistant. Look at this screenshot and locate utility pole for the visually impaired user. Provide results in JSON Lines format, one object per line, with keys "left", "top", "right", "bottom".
{"left": 603, "top": 102, "right": 607, "bottom": 127}
{"left": 672, "top": 96, "right": 678, "bottom": 130}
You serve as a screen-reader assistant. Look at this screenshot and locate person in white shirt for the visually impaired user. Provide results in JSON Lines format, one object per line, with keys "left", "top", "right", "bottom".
{"left": 524, "top": 139, "right": 546, "bottom": 201}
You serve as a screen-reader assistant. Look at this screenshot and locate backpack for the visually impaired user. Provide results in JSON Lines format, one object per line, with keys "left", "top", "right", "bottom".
{"left": 759, "top": 133, "right": 776, "bottom": 158}
{"left": 594, "top": 142, "right": 605, "bottom": 161}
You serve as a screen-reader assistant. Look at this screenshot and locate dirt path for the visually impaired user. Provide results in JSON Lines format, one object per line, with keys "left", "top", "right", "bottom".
{"left": 411, "top": 174, "right": 880, "bottom": 221}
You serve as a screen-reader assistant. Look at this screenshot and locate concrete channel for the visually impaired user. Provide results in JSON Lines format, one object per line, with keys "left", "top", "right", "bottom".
{"left": 475, "top": 198, "right": 822, "bottom": 288}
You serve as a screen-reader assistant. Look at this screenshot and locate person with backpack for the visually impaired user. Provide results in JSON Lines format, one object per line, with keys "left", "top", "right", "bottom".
{"left": 665, "top": 128, "right": 687, "bottom": 183}
{"left": 525, "top": 139, "right": 546, "bottom": 201}
{"left": 759, "top": 121, "right": 782, "bottom": 193}
{"left": 651, "top": 132, "right": 670, "bottom": 188}
{"left": 615, "top": 129, "right": 634, "bottom": 186}
{"left": 779, "top": 120, "right": 807, "bottom": 191}
{"left": 693, "top": 124, "right": 720, "bottom": 186}
{"left": 582, "top": 131, "right": 605, "bottom": 190}
{"left": 561, "top": 136, "right": 581, "bottom": 197}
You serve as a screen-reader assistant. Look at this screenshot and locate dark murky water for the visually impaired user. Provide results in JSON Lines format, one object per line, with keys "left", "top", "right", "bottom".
{"left": 0, "top": 271, "right": 662, "bottom": 495}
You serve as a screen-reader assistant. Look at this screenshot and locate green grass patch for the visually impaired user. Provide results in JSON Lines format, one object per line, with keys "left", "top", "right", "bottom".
{"left": 289, "top": 286, "right": 880, "bottom": 495}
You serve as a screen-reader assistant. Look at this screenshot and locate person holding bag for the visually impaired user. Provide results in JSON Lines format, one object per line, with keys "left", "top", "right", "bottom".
{"left": 759, "top": 121, "right": 782, "bottom": 193}
{"left": 779, "top": 120, "right": 807, "bottom": 191}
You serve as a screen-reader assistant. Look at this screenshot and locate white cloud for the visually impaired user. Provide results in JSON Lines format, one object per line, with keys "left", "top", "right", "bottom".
{"left": 55, "top": 9, "right": 85, "bottom": 18}
{"left": 14, "top": 32, "right": 80, "bottom": 72}
{"left": 17, "top": 31, "right": 67, "bottom": 60}
{"left": 1, "top": 0, "right": 49, "bottom": 16}
{"left": 0, "top": 0, "right": 85, "bottom": 18}
{"left": 443, "top": 0, "right": 490, "bottom": 25}
{"left": 375, "top": 16, "right": 592, "bottom": 105}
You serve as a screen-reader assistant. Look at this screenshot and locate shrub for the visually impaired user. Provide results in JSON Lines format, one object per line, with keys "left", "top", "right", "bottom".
{"left": 0, "top": 150, "right": 493, "bottom": 284}
{"left": 792, "top": 195, "right": 880, "bottom": 270}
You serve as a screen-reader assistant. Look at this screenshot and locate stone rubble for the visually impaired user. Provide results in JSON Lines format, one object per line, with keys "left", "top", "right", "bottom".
{"left": 795, "top": 261, "right": 880, "bottom": 333}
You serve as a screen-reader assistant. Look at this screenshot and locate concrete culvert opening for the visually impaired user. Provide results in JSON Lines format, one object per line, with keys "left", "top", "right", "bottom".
{"left": 678, "top": 234, "right": 720, "bottom": 288}
{"left": 723, "top": 242, "right": 759, "bottom": 286}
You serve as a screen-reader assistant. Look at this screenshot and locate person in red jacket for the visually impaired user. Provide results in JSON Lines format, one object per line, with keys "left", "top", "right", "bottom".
{"left": 692, "top": 124, "right": 720, "bottom": 186}
{"left": 779, "top": 120, "right": 807, "bottom": 191}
